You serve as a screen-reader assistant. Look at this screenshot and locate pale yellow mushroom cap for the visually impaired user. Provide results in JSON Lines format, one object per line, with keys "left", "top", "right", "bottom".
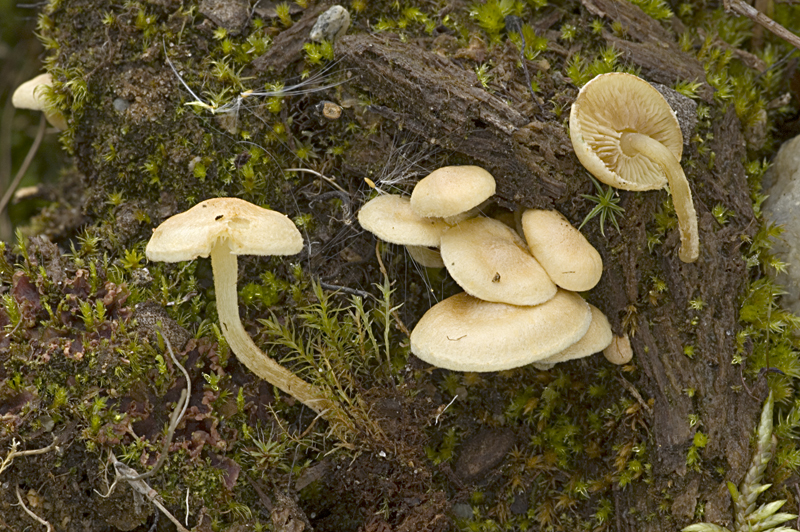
{"left": 440, "top": 217, "right": 556, "bottom": 306}
{"left": 532, "top": 305, "right": 613, "bottom": 369}
{"left": 409, "top": 290, "right": 591, "bottom": 372}
{"left": 604, "top": 334, "right": 634, "bottom": 365}
{"left": 569, "top": 72, "right": 682, "bottom": 191}
{"left": 410, "top": 166, "right": 496, "bottom": 219}
{"left": 145, "top": 197, "right": 303, "bottom": 261}
{"left": 12, "top": 73, "right": 68, "bottom": 130}
{"left": 358, "top": 194, "right": 449, "bottom": 247}
{"left": 521, "top": 209, "right": 603, "bottom": 292}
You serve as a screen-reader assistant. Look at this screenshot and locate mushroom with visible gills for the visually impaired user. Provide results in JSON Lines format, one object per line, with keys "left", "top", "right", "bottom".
{"left": 569, "top": 72, "right": 699, "bottom": 263}
{"left": 145, "top": 198, "right": 335, "bottom": 416}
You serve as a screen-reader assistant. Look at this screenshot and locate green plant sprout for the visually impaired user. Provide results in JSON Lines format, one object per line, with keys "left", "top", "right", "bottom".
{"left": 579, "top": 176, "right": 625, "bottom": 236}
{"left": 683, "top": 392, "right": 799, "bottom": 532}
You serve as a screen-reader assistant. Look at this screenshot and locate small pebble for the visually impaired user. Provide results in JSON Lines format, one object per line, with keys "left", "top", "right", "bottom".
{"left": 310, "top": 5, "right": 350, "bottom": 42}
{"left": 316, "top": 100, "right": 342, "bottom": 120}
{"left": 113, "top": 98, "right": 130, "bottom": 112}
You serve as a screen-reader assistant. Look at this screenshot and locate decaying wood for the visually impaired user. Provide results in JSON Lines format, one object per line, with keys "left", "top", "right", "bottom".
{"left": 336, "top": 33, "right": 580, "bottom": 208}
{"left": 581, "top": 0, "right": 714, "bottom": 101}
{"left": 582, "top": 105, "right": 763, "bottom": 530}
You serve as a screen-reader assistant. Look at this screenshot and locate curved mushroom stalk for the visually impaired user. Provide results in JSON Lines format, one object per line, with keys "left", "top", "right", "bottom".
{"left": 211, "top": 240, "right": 336, "bottom": 415}
{"left": 620, "top": 132, "right": 699, "bottom": 263}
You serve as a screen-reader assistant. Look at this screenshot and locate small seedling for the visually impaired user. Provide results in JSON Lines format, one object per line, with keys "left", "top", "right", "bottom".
{"left": 579, "top": 176, "right": 625, "bottom": 236}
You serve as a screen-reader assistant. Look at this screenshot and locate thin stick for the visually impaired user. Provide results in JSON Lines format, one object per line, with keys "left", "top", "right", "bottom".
{"left": 285, "top": 167, "right": 348, "bottom": 195}
{"left": 0, "top": 438, "right": 58, "bottom": 476}
{"left": 724, "top": 0, "right": 800, "bottom": 50}
{"left": 0, "top": 113, "right": 46, "bottom": 216}
{"left": 15, "top": 484, "right": 54, "bottom": 532}
{"left": 124, "top": 328, "right": 190, "bottom": 482}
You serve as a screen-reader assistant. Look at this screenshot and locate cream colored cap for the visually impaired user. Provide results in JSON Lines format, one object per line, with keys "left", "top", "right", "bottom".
{"left": 569, "top": 72, "right": 682, "bottom": 191}
{"left": 521, "top": 209, "right": 603, "bottom": 291}
{"left": 146, "top": 197, "right": 303, "bottom": 261}
{"left": 358, "top": 194, "right": 449, "bottom": 247}
{"left": 440, "top": 217, "right": 556, "bottom": 305}
{"left": 409, "top": 290, "right": 591, "bottom": 372}
{"left": 604, "top": 334, "right": 634, "bottom": 365}
{"left": 532, "top": 304, "right": 613, "bottom": 369}
{"left": 12, "top": 73, "right": 67, "bottom": 130}
{"left": 410, "top": 166, "right": 496, "bottom": 219}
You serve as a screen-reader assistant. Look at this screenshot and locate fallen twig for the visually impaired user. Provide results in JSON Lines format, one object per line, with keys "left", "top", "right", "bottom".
{"left": 15, "top": 484, "right": 54, "bottom": 532}
{"left": 0, "top": 438, "right": 58, "bottom": 477}
{"left": 723, "top": 0, "right": 800, "bottom": 50}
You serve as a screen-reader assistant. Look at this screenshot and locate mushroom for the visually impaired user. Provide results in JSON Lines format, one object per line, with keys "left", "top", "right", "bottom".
{"left": 145, "top": 198, "right": 335, "bottom": 415}
{"left": 531, "top": 304, "right": 613, "bottom": 370}
{"left": 12, "top": 73, "right": 67, "bottom": 130}
{"left": 569, "top": 72, "right": 699, "bottom": 263}
{"left": 439, "top": 217, "right": 556, "bottom": 305}
{"left": 410, "top": 165, "right": 496, "bottom": 222}
{"left": 358, "top": 194, "right": 449, "bottom": 247}
{"left": 521, "top": 209, "right": 603, "bottom": 292}
{"left": 409, "top": 289, "right": 591, "bottom": 372}
{"left": 603, "top": 334, "right": 634, "bottom": 365}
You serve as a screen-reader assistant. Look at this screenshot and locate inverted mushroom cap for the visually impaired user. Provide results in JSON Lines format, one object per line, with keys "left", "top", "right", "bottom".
{"left": 531, "top": 304, "right": 613, "bottom": 369}
{"left": 12, "top": 73, "right": 68, "bottom": 130}
{"left": 358, "top": 194, "right": 449, "bottom": 247}
{"left": 569, "top": 72, "right": 682, "bottom": 191}
{"left": 440, "top": 217, "right": 556, "bottom": 305}
{"left": 521, "top": 209, "right": 603, "bottom": 291}
{"left": 410, "top": 290, "right": 591, "bottom": 372}
{"left": 410, "top": 166, "right": 496, "bottom": 219}
{"left": 146, "top": 197, "right": 303, "bottom": 261}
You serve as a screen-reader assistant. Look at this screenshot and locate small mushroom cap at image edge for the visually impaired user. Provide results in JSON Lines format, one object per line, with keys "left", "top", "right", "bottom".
{"left": 12, "top": 73, "right": 68, "bottom": 130}
{"left": 145, "top": 197, "right": 303, "bottom": 261}
{"left": 410, "top": 290, "right": 591, "bottom": 372}
{"left": 569, "top": 72, "right": 699, "bottom": 263}
{"left": 439, "top": 216, "right": 556, "bottom": 306}
{"left": 521, "top": 209, "right": 603, "bottom": 292}
{"left": 357, "top": 194, "right": 450, "bottom": 247}
{"left": 410, "top": 165, "right": 496, "bottom": 219}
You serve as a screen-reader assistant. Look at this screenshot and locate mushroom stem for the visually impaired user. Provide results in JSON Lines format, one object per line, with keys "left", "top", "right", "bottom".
{"left": 620, "top": 132, "right": 699, "bottom": 263}
{"left": 210, "top": 240, "right": 335, "bottom": 415}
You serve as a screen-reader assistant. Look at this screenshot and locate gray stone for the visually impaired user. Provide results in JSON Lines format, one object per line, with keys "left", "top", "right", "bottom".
{"left": 763, "top": 134, "right": 800, "bottom": 314}
{"left": 310, "top": 5, "right": 350, "bottom": 43}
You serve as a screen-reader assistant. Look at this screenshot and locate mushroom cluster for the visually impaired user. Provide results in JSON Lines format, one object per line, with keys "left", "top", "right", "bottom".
{"left": 358, "top": 166, "right": 621, "bottom": 372}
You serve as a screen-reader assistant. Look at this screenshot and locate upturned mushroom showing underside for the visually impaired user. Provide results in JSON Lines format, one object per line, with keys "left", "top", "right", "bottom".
{"left": 569, "top": 72, "right": 699, "bottom": 263}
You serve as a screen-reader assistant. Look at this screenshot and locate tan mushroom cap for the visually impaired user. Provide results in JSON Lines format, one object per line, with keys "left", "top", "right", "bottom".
{"left": 521, "top": 209, "right": 603, "bottom": 292}
{"left": 12, "top": 73, "right": 68, "bottom": 130}
{"left": 569, "top": 72, "right": 698, "bottom": 263}
{"left": 145, "top": 197, "right": 303, "bottom": 261}
{"left": 440, "top": 217, "right": 556, "bottom": 305}
{"left": 569, "top": 72, "right": 682, "bottom": 191}
{"left": 358, "top": 194, "right": 449, "bottom": 247}
{"left": 410, "top": 289, "right": 591, "bottom": 372}
{"left": 531, "top": 305, "right": 613, "bottom": 369}
{"left": 410, "top": 166, "right": 496, "bottom": 219}
{"left": 407, "top": 245, "right": 445, "bottom": 268}
{"left": 604, "top": 334, "right": 634, "bottom": 365}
